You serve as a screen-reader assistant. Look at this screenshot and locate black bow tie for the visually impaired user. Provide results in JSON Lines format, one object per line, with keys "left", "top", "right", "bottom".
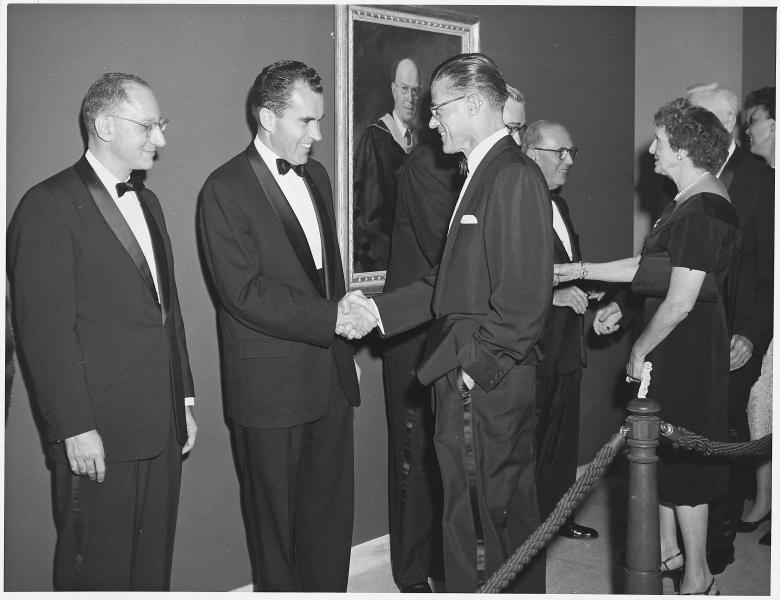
{"left": 116, "top": 179, "right": 145, "bottom": 197}
{"left": 458, "top": 156, "right": 469, "bottom": 176}
{"left": 276, "top": 158, "right": 305, "bottom": 177}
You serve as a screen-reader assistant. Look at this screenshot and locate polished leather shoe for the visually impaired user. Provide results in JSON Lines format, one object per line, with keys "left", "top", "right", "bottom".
{"left": 706, "top": 547, "right": 734, "bottom": 575}
{"left": 737, "top": 511, "right": 770, "bottom": 532}
{"left": 400, "top": 581, "right": 432, "bottom": 593}
{"left": 559, "top": 522, "right": 599, "bottom": 539}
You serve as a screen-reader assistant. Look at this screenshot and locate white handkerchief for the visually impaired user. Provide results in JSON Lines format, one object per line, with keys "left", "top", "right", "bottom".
{"left": 460, "top": 214, "right": 478, "bottom": 224}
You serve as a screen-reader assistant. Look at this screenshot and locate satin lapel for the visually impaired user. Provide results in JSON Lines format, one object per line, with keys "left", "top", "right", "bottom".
{"left": 553, "top": 195, "right": 581, "bottom": 262}
{"left": 245, "top": 145, "right": 323, "bottom": 296}
{"left": 74, "top": 157, "right": 160, "bottom": 306}
{"left": 138, "top": 195, "right": 170, "bottom": 324}
{"left": 303, "top": 171, "right": 337, "bottom": 299}
{"left": 719, "top": 147, "right": 742, "bottom": 190}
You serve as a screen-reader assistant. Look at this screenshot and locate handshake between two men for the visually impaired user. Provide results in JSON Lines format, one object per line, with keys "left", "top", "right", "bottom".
{"left": 335, "top": 290, "right": 379, "bottom": 340}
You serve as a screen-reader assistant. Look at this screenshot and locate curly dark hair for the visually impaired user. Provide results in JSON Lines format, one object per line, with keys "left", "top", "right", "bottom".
{"left": 249, "top": 60, "right": 323, "bottom": 121}
{"left": 654, "top": 98, "right": 731, "bottom": 173}
{"left": 744, "top": 86, "right": 775, "bottom": 120}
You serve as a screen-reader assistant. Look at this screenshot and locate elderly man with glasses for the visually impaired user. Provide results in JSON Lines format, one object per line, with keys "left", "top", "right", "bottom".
{"left": 353, "top": 57, "right": 422, "bottom": 273}
{"left": 8, "top": 72, "right": 197, "bottom": 590}
{"left": 520, "top": 120, "right": 601, "bottom": 542}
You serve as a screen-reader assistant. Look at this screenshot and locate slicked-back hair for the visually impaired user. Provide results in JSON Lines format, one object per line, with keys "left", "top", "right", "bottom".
{"left": 654, "top": 98, "right": 731, "bottom": 173}
{"left": 506, "top": 84, "right": 525, "bottom": 105}
{"left": 249, "top": 60, "right": 323, "bottom": 121}
{"left": 430, "top": 53, "right": 508, "bottom": 112}
{"left": 745, "top": 86, "right": 775, "bottom": 120}
{"left": 82, "top": 72, "right": 149, "bottom": 136}
{"left": 520, "top": 120, "right": 565, "bottom": 153}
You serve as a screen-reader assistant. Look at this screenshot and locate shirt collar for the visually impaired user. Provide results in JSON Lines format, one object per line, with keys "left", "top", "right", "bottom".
{"left": 254, "top": 135, "right": 286, "bottom": 174}
{"left": 85, "top": 149, "right": 124, "bottom": 197}
{"left": 466, "top": 128, "right": 509, "bottom": 175}
{"left": 391, "top": 109, "right": 410, "bottom": 136}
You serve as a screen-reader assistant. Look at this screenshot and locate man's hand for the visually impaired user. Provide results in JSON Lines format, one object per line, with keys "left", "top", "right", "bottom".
{"left": 593, "top": 301, "right": 622, "bottom": 336}
{"left": 64, "top": 429, "right": 106, "bottom": 483}
{"left": 553, "top": 286, "right": 588, "bottom": 314}
{"left": 729, "top": 334, "right": 754, "bottom": 371}
{"left": 336, "top": 291, "right": 378, "bottom": 340}
{"left": 182, "top": 406, "right": 197, "bottom": 455}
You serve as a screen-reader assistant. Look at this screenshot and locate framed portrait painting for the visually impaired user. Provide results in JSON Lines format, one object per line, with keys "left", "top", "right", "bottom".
{"left": 335, "top": 5, "right": 479, "bottom": 294}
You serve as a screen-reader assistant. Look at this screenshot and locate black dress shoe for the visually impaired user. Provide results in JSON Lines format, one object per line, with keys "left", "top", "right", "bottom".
{"left": 706, "top": 547, "right": 734, "bottom": 575}
{"left": 737, "top": 511, "right": 770, "bottom": 532}
{"left": 400, "top": 581, "right": 432, "bottom": 593}
{"left": 559, "top": 522, "right": 599, "bottom": 539}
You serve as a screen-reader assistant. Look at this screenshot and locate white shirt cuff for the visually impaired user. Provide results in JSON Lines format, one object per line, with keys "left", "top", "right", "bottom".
{"left": 185, "top": 396, "right": 195, "bottom": 407}
{"left": 368, "top": 298, "right": 385, "bottom": 335}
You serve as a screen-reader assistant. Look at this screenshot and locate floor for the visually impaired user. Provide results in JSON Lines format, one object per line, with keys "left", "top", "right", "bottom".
{"left": 346, "top": 465, "right": 774, "bottom": 595}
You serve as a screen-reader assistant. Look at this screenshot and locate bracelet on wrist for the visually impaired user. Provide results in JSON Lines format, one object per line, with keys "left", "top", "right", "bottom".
{"left": 578, "top": 261, "right": 588, "bottom": 280}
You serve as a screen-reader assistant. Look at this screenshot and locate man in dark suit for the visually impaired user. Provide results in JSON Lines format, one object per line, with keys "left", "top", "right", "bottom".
{"left": 352, "top": 53, "right": 553, "bottom": 593}
{"left": 198, "top": 60, "right": 371, "bottom": 592}
{"left": 7, "top": 72, "right": 197, "bottom": 590}
{"left": 381, "top": 139, "right": 462, "bottom": 593}
{"left": 521, "top": 120, "right": 599, "bottom": 540}
{"left": 688, "top": 84, "right": 775, "bottom": 573}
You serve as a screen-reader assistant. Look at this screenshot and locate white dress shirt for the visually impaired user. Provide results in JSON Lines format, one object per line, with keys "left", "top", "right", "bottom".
{"left": 448, "top": 128, "right": 509, "bottom": 232}
{"left": 715, "top": 139, "right": 737, "bottom": 179}
{"left": 551, "top": 199, "right": 573, "bottom": 260}
{"left": 85, "top": 150, "right": 194, "bottom": 407}
{"left": 254, "top": 136, "right": 323, "bottom": 269}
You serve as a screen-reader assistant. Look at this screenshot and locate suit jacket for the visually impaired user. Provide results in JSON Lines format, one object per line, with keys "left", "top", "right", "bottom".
{"left": 720, "top": 145, "right": 774, "bottom": 355}
{"left": 198, "top": 144, "right": 360, "bottom": 429}
{"left": 382, "top": 142, "right": 463, "bottom": 365}
{"left": 536, "top": 192, "right": 586, "bottom": 378}
{"left": 374, "top": 135, "right": 553, "bottom": 391}
{"left": 7, "top": 156, "right": 193, "bottom": 463}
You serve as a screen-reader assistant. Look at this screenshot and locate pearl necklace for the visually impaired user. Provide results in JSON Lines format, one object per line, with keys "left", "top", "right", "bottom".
{"left": 674, "top": 171, "right": 708, "bottom": 202}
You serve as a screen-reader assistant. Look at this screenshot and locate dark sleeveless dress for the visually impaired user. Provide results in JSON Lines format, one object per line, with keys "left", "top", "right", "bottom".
{"left": 633, "top": 192, "right": 739, "bottom": 506}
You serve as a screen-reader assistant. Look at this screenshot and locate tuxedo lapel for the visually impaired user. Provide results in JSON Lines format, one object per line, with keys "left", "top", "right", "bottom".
{"left": 244, "top": 145, "right": 323, "bottom": 296}
{"left": 719, "top": 146, "right": 743, "bottom": 191}
{"left": 138, "top": 195, "right": 170, "bottom": 324}
{"left": 74, "top": 157, "right": 160, "bottom": 307}
{"left": 552, "top": 194, "right": 581, "bottom": 262}
{"left": 303, "top": 171, "right": 338, "bottom": 299}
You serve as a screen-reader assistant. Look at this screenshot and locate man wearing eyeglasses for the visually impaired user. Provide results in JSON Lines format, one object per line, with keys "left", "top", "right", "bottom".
{"left": 353, "top": 53, "right": 553, "bottom": 593}
{"left": 8, "top": 72, "right": 196, "bottom": 590}
{"left": 353, "top": 57, "right": 421, "bottom": 272}
{"left": 520, "top": 120, "right": 600, "bottom": 542}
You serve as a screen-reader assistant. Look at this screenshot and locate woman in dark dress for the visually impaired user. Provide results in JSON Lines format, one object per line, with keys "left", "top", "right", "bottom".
{"left": 555, "top": 99, "right": 735, "bottom": 595}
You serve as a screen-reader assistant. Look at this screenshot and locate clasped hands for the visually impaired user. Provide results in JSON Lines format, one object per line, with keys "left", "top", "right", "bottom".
{"left": 335, "top": 290, "right": 379, "bottom": 340}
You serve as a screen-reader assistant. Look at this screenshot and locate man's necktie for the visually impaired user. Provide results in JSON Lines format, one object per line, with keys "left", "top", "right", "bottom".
{"left": 277, "top": 158, "right": 305, "bottom": 177}
{"left": 404, "top": 128, "right": 412, "bottom": 147}
{"left": 116, "top": 179, "right": 145, "bottom": 197}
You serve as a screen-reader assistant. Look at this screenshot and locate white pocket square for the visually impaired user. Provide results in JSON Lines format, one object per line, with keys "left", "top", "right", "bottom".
{"left": 460, "top": 214, "right": 478, "bottom": 224}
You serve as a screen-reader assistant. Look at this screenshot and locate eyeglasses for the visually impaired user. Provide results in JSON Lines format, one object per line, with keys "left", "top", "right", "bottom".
{"left": 507, "top": 124, "right": 528, "bottom": 138}
{"left": 430, "top": 95, "right": 468, "bottom": 120}
{"left": 394, "top": 83, "right": 421, "bottom": 99}
{"left": 532, "top": 146, "right": 578, "bottom": 161}
{"left": 110, "top": 114, "right": 169, "bottom": 138}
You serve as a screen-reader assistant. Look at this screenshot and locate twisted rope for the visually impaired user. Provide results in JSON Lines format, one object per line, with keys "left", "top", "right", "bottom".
{"left": 478, "top": 431, "right": 626, "bottom": 593}
{"left": 661, "top": 424, "right": 772, "bottom": 458}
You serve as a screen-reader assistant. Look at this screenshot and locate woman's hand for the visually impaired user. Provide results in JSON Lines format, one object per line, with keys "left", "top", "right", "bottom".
{"left": 626, "top": 347, "right": 646, "bottom": 382}
{"left": 554, "top": 262, "right": 580, "bottom": 284}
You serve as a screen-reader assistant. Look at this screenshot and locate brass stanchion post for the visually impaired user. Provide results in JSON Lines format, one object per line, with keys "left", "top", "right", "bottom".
{"left": 624, "top": 397, "right": 662, "bottom": 594}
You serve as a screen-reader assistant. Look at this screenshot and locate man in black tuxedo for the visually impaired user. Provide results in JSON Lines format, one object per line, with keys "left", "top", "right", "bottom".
{"left": 353, "top": 53, "right": 553, "bottom": 593}
{"left": 198, "top": 60, "right": 372, "bottom": 592}
{"left": 521, "top": 120, "right": 599, "bottom": 540}
{"left": 688, "top": 83, "right": 774, "bottom": 573}
{"left": 7, "top": 72, "right": 197, "bottom": 590}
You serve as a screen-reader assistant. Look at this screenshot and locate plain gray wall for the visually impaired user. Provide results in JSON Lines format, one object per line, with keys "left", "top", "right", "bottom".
{"left": 4, "top": 4, "right": 774, "bottom": 592}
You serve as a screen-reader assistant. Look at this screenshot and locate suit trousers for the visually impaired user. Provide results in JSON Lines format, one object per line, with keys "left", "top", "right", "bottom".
{"left": 53, "top": 420, "right": 182, "bottom": 590}
{"left": 232, "top": 370, "right": 354, "bottom": 592}
{"left": 707, "top": 353, "right": 763, "bottom": 556}
{"left": 535, "top": 369, "right": 582, "bottom": 520}
{"left": 433, "top": 365, "right": 545, "bottom": 593}
{"left": 382, "top": 356, "right": 444, "bottom": 587}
